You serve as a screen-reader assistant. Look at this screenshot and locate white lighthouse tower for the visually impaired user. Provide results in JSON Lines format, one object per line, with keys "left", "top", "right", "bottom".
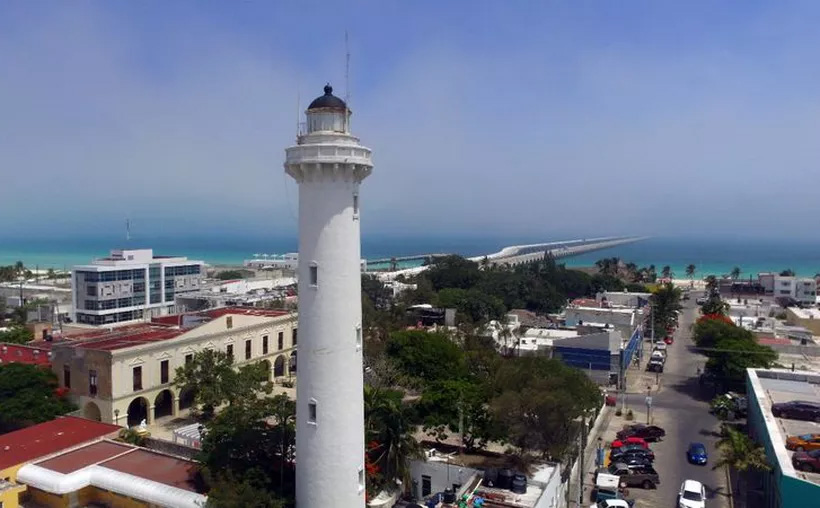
{"left": 285, "top": 84, "right": 372, "bottom": 508}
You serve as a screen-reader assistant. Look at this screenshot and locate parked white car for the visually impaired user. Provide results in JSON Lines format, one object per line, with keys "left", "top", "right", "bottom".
{"left": 652, "top": 341, "right": 667, "bottom": 351}
{"left": 678, "top": 479, "right": 706, "bottom": 508}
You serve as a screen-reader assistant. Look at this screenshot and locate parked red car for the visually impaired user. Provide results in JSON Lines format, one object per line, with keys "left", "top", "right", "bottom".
{"left": 664, "top": 336, "right": 674, "bottom": 345}
{"left": 611, "top": 437, "right": 649, "bottom": 449}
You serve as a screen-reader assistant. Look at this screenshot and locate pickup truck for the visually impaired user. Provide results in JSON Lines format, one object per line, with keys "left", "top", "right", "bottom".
{"left": 606, "top": 462, "right": 660, "bottom": 489}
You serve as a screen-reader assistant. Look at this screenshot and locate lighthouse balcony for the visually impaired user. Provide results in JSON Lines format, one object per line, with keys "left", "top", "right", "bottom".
{"left": 285, "top": 144, "right": 372, "bottom": 167}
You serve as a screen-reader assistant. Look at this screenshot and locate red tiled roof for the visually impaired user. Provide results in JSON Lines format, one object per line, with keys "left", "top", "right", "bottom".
{"left": 0, "top": 416, "right": 121, "bottom": 471}
{"left": 101, "top": 448, "right": 201, "bottom": 492}
{"left": 0, "top": 343, "right": 51, "bottom": 367}
{"left": 72, "top": 325, "right": 185, "bottom": 351}
{"left": 571, "top": 298, "right": 600, "bottom": 307}
{"left": 37, "top": 440, "right": 132, "bottom": 474}
{"left": 199, "top": 307, "right": 289, "bottom": 319}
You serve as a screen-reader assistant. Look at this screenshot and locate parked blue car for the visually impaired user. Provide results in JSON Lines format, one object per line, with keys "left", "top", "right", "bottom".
{"left": 687, "top": 442, "right": 708, "bottom": 465}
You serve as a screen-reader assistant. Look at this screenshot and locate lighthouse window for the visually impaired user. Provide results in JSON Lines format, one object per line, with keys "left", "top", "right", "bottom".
{"left": 358, "top": 466, "right": 365, "bottom": 493}
{"left": 308, "top": 400, "right": 317, "bottom": 424}
{"left": 353, "top": 193, "right": 359, "bottom": 219}
{"left": 309, "top": 264, "right": 318, "bottom": 286}
{"left": 355, "top": 325, "right": 362, "bottom": 351}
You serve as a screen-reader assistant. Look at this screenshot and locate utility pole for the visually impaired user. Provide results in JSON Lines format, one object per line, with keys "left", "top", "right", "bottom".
{"left": 578, "top": 414, "right": 586, "bottom": 506}
{"left": 646, "top": 386, "right": 652, "bottom": 425}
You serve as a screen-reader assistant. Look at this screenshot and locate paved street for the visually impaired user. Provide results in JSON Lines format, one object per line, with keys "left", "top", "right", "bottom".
{"left": 593, "top": 296, "right": 732, "bottom": 508}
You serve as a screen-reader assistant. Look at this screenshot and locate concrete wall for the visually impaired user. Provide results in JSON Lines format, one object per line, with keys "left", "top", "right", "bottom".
{"left": 408, "top": 458, "right": 479, "bottom": 500}
{"left": 785, "top": 308, "right": 820, "bottom": 335}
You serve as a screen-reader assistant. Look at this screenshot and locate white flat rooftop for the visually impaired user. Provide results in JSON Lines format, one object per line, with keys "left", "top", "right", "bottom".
{"left": 789, "top": 307, "right": 820, "bottom": 320}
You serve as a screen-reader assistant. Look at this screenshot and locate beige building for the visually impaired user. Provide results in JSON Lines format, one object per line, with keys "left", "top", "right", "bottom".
{"left": 50, "top": 308, "right": 297, "bottom": 427}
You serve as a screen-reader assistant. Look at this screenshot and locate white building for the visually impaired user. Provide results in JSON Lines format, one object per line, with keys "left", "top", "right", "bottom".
{"left": 72, "top": 249, "right": 204, "bottom": 326}
{"left": 285, "top": 84, "right": 373, "bottom": 508}
{"left": 773, "top": 275, "right": 817, "bottom": 305}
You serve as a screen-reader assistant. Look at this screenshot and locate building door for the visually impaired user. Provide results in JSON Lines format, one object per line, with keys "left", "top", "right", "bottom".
{"left": 422, "top": 475, "right": 431, "bottom": 497}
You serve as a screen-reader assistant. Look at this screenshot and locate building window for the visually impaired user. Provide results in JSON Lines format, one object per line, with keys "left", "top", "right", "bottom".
{"left": 358, "top": 466, "right": 365, "bottom": 493}
{"left": 226, "top": 316, "right": 233, "bottom": 329}
{"left": 133, "top": 366, "right": 142, "bottom": 392}
{"left": 293, "top": 328, "right": 298, "bottom": 346}
{"left": 308, "top": 400, "right": 317, "bottom": 424}
{"left": 309, "top": 264, "right": 318, "bottom": 286}
{"left": 185, "top": 353, "right": 193, "bottom": 365}
{"left": 86, "top": 285, "right": 97, "bottom": 297}
{"left": 262, "top": 335, "right": 269, "bottom": 355}
{"left": 89, "top": 370, "right": 98, "bottom": 396}
{"left": 160, "top": 360, "right": 169, "bottom": 384}
{"left": 278, "top": 332, "right": 284, "bottom": 350}
{"left": 63, "top": 366, "right": 71, "bottom": 389}
{"left": 226, "top": 344, "right": 234, "bottom": 362}
{"left": 245, "top": 340, "right": 252, "bottom": 360}
{"left": 353, "top": 193, "right": 359, "bottom": 219}
{"left": 356, "top": 325, "right": 362, "bottom": 351}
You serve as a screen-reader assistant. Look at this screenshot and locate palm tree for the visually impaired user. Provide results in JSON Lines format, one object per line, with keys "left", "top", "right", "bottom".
{"left": 705, "top": 275, "right": 719, "bottom": 294}
{"left": 661, "top": 265, "right": 672, "bottom": 280}
{"left": 730, "top": 267, "right": 741, "bottom": 280}
{"left": 712, "top": 426, "right": 771, "bottom": 505}
{"left": 685, "top": 264, "right": 696, "bottom": 280}
{"left": 780, "top": 269, "right": 795, "bottom": 277}
{"left": 647, "top": 264, "right": 657, "bottom": 283}
{"left": 625, "top": 262, "right": 639, "bottom": 282}
{"left": 364, "top": 386, "right": 422, "bottom": 489}
{"left": 595, "top": 258, "right": 613, "bottom": 277}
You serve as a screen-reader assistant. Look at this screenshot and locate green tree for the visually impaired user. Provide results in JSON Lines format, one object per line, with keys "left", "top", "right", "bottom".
{"left": 46, "top": 268, "right": 56, "bottom": 280}
{"left": 694, "top": 317, "right": 777, "bottom": 390}
{"left": 661, "top": 265, "right": 672, "bottom": 279}
{"left": 386, "top": 330, "right": 466, "bottom": 386}
{"left": 685, "top": 264, "right": 696, "bottom": 280}
{"left": 0, "top": 326, "right": 33, "bottom": 344}
{"left": 490, "top": 357, "right": 600, "bottom": 459}
{"left": 650, "top": 283, "right": 682, "bottom": 336}
{"left": 424, "top": 255, "right": 482, "bottom": 291}
{"left": 364, "top": 386, "right": 422, "bottom": 490}
{"left": 173, "top": 350, "right": 272, "bottom": 421}
{"left": 712, "top": 426, "right": 770, "bottom": 473}
{"left": 215, "top": 270, "right": 252, "bottom": 280}
{"left": 730, "top": 267, "right": 741, "bottom": 280}
{"left": 417, "top": 379, "right": 502, "bottom": 453}
{"left": 436, "top": 288, "right": 505, "bottom": 324}
{"left": 199, "top": 395, "right": 295, "bottom": 499}
{"left": 205, "top": 472, "right": 287, "bottom": 508}
{"left": 779, "top": 269, "right": 795, "bottom": 277}
{"left": 0, "top": 363, "right": 76, "bottom": 433}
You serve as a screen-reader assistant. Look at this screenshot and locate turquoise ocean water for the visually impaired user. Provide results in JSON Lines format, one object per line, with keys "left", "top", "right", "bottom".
{"left": 1, "top": 235, "right": 819, "bottom": 278}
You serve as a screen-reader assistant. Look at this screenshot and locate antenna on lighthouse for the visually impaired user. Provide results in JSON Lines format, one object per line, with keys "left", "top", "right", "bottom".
{"left": 344, "top": 31, "right": 351, "bottom": 106}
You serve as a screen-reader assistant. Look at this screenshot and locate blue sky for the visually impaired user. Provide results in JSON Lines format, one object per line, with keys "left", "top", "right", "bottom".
{"left": 2, "top": 1, "right": 819, "bottom": 240}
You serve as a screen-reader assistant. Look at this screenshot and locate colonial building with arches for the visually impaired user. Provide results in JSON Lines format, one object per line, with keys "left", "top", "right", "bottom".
{"left": 49, "top": 308, "right": 297, "bottom": 427}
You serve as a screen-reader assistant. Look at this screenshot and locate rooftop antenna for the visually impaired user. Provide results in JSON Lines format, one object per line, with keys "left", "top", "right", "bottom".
{"left": 345, "top": 30, "right": 351, "bottom": 106}
{"left": 345, "top": 30, "right": 351, "bottom": 130}
{"left": 126, "top": 218, "right": 131, "bottom": 242}
{"left": 295, "top": 88, "right": 301, "bottom": 141}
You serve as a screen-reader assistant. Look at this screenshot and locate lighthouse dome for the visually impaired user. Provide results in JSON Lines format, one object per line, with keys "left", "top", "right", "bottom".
{"left": 307, "top": 84, "right": 347, "bottom": 111}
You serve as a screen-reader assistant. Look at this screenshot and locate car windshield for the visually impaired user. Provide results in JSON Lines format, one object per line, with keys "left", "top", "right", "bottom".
{"left": 798, "top": 434, "right": 813, "bottom": 440}
{"left": 691, "top": 445, "right": 705, "bottom": 453}
{"left": 682, "top": 490, "right": 703, "bottom": 501}
{"left": 809, "top": 450, "right": 820, "bottom": 458}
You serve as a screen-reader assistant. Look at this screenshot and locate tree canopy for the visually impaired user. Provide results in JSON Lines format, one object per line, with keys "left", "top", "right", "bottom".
{"left": 694, "top": 315, "right": 777, "bottom": 390}
{"left": 173, "top": 349, "right": 272, "bottom": 421}
{"left": 0, "top": 363, "right": 76, "bottom": 434}
{"left": 0, "top": 326, "right": 33, "bottom": 344}
{"left": 490, "top": 356, "right": 601, "bottom": 458}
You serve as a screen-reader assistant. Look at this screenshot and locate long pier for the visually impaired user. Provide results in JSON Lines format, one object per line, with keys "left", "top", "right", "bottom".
{"left": 373, "top": 236, "right": 646, "bottom": 280}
